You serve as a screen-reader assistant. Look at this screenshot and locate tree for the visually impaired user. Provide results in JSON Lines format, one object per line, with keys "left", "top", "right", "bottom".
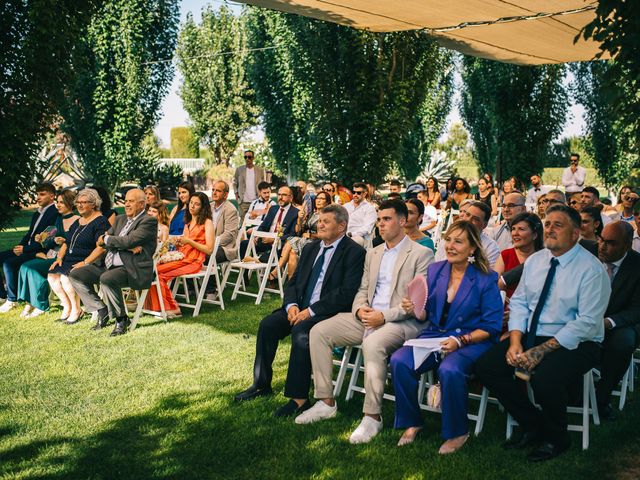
{"left": 460, "top": 57, "right": 568, "bottom": 184}
{"left": 436, "top": 123, "right": 475, "bottom": 168}
{"left": 572, "top": 61, "right": 638, "bottom": 190}
{"left": 177, "top": 6, "right": 259, "bottom": 166}
{"left": 0, "top": 0, "right": 103, "bottom": 229}
{"left": 581, "top": 1, "right": 640, "bottom": 155}
{"left": 170, "top": 127, "right": 199, "bottom": 158}
{"left": 247, "top": 10, "right": 452, "bottom": 186}
{"left": 61, "top": 0, "right": 179, "bottom": 193}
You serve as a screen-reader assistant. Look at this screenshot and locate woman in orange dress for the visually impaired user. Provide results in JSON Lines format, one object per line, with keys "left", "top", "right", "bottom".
{"left": 146, "top": 192, "right": 215, "bottom": 317}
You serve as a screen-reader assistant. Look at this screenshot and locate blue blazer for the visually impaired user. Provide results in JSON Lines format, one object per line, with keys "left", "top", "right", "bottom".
{"left": 20, "top": 204, "right": 61, "bottom": 255}
{"left": 258, "top": 204, "right": 300, "bottom": 241}
{"left": 419, "top": 260, "right": 503, "bottom": 359}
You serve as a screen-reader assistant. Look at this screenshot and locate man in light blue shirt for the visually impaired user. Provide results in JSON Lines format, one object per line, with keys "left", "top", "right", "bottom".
{"left": 476, "top": 204, "right": 611, "bottom": 462}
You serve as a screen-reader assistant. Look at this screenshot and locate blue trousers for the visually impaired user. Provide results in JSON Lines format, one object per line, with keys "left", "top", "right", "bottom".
{"left": 0, "top": 250, "right": 34, "bottom": 301}
{"left": 391, "top": 346, "right": 475, "bottom": 440}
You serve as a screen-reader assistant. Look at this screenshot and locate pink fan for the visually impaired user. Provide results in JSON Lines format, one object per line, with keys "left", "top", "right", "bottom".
{"left": 407, "top": 275, "right": 428, "bottom": 318}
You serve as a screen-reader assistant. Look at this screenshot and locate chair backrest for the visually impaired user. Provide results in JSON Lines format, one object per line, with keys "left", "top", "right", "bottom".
{"left": 202, "top": 237, "right": 222, "bottom": 274}
{"left": 246, "top": 229, "right": 280, "bottom": 266}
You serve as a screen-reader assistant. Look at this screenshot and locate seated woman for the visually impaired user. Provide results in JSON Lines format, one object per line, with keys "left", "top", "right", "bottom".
{"left": 168, "top": 181, "right": 195, "bottom": 236}
{"left": 17, "top": 190, "right": 79, "bottom": 318}
{"left": 390, "top": 221, "right": 502, "bottom": 454}
{"left": 446, "top": 178, "right": 472, "bottom": 211}
{"left": 405, "top": 199, "right": 435, "bottom": 252}
{"left": 144, "top": 185, "right": 162, "bottom": 208}
{"left": 148, "top": 200, "right": 170, "bottom": 244}
{"left": 494, "top": 213, "right": 543, "bottom": 335}
{"left": 475, "top": 177, "right": 497, "bottom": 217}
{"left": 580, "top": 206, "right": 603, "bottom": 242}
{"left": 269, "top": 191, "right": 332, "bottom": 281}
{"left": 146, "top": 192, "right": 214, "bottom": 317}
{"left": 48, "top": 188, "right": 111, "bottom": 324}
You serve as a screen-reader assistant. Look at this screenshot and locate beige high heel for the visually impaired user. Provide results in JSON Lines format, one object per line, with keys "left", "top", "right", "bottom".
{"left": 438, "top": 433, "right": 469, "bottom": 454}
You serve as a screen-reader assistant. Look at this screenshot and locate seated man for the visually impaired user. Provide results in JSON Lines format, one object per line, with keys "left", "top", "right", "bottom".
{"left": 234, "top": 205, "right": 366, "bottom": 417}
{"left": 295, "top": 199, "right": 434, "bottom": 444}
{"left": 475, "top": 204, "right": 610, "bottom": 462}
{"left": 344, "top": 182, "right": 377, "bottom": 246}
{"left": 243, "top": 181, "right": 275, "bottom": 232}
{"left": 435, "top": 201, "right": 500, "bottom": 269}
{"left": 595, "top": 222, "right": 640, "bottom": 420}
{"left": 69, "top": 189, "right": 157, "bottom": 336}
{"left": 239, "top": 185, "right": 299, "bottom": 260}
{"left": 580, "top": 186, "right": 612, "bottom": 226}
{"left": 0, "top": 182, "right": 59, "bottom": 312}
{"left": 487, "top": 193, "right": 526, "bottom": 251}
{"left": 210, "top": 180, "right": 239, "bottom": 263}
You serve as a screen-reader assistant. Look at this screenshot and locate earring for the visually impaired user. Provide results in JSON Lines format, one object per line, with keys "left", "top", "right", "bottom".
{"left": 467, "top": 255, "right": 476, "bottom": 264}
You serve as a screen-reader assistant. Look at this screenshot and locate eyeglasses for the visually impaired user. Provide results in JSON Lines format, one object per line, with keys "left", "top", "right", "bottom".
{"left": 323, "top": 188, "right": 334, "bottom": 192}
{"left": 244, "top": 155, "right": 253, "bottom": 160}
{"left": 500, "top": 203, "right": 524, "bottom": 209}
{"left": 75, "top": 200, "right": 91, "bottom": 205}
{"left": 569, "top": 200, "right": 579, "bottom": 205}
{"left": 541, "top": 198, "right": 562, "bottom": 204}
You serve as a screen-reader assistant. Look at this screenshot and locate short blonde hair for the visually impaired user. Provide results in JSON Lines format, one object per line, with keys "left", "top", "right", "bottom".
{"left": 444, "top": 220, "right": 490, "bottom": 274}
{"left": 76, "top": 188, "right": 102, "bottom": 211}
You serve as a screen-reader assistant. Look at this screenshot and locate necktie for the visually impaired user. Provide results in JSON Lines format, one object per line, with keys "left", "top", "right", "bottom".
{"left": 300, "top": 245, "right": 334, "bottom": 309}
{"left": 523, "top": 257, "right": 559, "bottom": 350}
{"left": 274, "top": 208, "right": 284, "bottom": 229}
{"left": 105, "top": 218, "right": 134, "bottom": 269}
{"left": 605, "top": 263, "right": 615, "bottom": 283}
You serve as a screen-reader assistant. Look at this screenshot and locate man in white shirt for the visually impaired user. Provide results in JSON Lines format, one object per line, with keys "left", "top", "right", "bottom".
{"left": 233, "top": 150, "right": 266, "bottom": 219}
{"left": 526, "top": 175, "right": 549, "bottom": 205}
{"left": 244, "top": 181, "right": 275, "bottom": 229}
{"left": 344, "top": 182, "right": 378, "bottom": 247}
{"left": 561, "top": 153, "right": 586, "bottom": 195}
{"left": 436, "top": 201, "right": 500, "bottom": 269}
{"left": 295, "top": 199, "right": 433, "bottom": 444}
{"left": 487, "top": 193, "right": 526, "bottom": 251}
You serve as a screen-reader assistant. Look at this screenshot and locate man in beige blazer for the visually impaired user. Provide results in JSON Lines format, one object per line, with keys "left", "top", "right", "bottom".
{"left": 233, "top": 150, "right": 266, "bottom": 219}
{"left": 211, "top": 180, "right": 239, "bottom": 263}
{"left": 296, "top": 199, "right": 434, "bottom": 444}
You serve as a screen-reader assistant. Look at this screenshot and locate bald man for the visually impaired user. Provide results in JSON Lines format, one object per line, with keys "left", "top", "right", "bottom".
{"left": 70, "top": 189, "right": 158, "bottom": 336}
{"left": 595, "top": 221, "right": 640, "bottom": 420}
{"left": 488, "top": 193, "right": 526, "bottom": 251}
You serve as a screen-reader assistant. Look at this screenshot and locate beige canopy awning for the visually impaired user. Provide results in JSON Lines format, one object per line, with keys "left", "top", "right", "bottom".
{"left": 238, "top": 0, "right": 606, "bottom": 65}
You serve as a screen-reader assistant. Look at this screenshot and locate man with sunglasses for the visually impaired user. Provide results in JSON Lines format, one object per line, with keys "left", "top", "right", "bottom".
{"left": 343, "top": 182, "right": 377, "bottom": 247}
{"left": 561, "top": 153, "right": 586, "bottom": 195}
{"left": 233, "top": 150, "right": 266, "bottom": 219}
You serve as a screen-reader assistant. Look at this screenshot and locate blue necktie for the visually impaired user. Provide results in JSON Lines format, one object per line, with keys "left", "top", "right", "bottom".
{"left": 300, "top": 245, "right": 333, "bottom": 309}
{"left": 523, "top": 257, "right": 559, "bottom": 349}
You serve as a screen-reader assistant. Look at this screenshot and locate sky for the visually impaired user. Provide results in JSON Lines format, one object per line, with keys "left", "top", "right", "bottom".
{"left": 153, "top": 0, "right": 585, "bottom": 148}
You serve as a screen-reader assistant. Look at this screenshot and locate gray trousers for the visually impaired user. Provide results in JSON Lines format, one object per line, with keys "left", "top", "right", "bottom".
{"left": 69, "top": 264, "right": 130, "bottom": 319}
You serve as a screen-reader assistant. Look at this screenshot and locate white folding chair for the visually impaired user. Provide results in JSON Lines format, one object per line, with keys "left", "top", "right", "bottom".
{"left": 171, "top": 237, "right": 226, "bottom": 315}
{"left": 129, "top": 261, "right": 167, "bottom": 331}
{"left": 227, "top": 230, "right": 284, "bottom": 304}
{"left": 332, "top": 346, "right": 355, "bottom": 397}
{"left": 505, "top": 369, "right": 600, "bottom": 450}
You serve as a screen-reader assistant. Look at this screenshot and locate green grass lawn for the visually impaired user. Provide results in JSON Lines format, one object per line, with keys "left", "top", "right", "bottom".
{"left": 1, "top": 215, "right": 639, "bottom": 479}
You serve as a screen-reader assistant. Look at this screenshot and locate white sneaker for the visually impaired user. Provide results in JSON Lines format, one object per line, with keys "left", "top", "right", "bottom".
{"left": 20, "top": 304, "right": 33, "bottom": 317}
{"left": 349, "top": 416, "right": 383, "bottom": 444}
{"left": 28, "top": 308, "right": 46, "bottom": 318}
{"left": 0, "top": 301, "right": 17, "bottom": 313}
{"left": 294, "top": 400, "right": 338, "bottom": 424}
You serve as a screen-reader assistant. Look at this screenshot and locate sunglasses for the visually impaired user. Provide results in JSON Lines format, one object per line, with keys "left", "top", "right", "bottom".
{"left": 569, "top": 200, "right": 579, "bottom": 205}
{"left": 323, "top": 188, "right": 334, "bottom": 192}
{"left": 353, "top": 190, "right": 365, "bottom": 195}
{"left": 244, "top": 155, "right": 253, "bottom": 159}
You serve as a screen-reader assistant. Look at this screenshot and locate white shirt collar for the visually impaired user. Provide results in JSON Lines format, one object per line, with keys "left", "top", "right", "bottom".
{"left": 38, "top": 202, "right": 55, "bottom": 215}
{"left": 322, "top": 235, "right": 345, "bottom": 250}
{"left": 609, "top": 253, "right": 627, "bottom": 269}
{"left": 384, "top": 234, "right": 408, "bottom": 253}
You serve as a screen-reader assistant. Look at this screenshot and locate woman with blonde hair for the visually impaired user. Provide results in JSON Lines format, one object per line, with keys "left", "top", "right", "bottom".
{"left": 144, "top": 185, "right": 162, "bottom": 208}
{"left": 391, "top": 220, "right": 503, "bottom": 454}
{"left": 48, "top": 188, "right": 110, "bottom": 324}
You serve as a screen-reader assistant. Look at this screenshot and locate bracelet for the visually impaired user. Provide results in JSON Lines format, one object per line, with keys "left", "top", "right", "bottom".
{"left": 459, "top": 334, "right": 472, "bottom": 346}
{"left": 449, "top": 335, "right": 462, "bottom": 348}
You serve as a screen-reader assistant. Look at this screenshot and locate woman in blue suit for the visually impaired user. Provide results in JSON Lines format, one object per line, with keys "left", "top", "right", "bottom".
{"left": 390, "top": 220, "right": 503, "bottom": 454}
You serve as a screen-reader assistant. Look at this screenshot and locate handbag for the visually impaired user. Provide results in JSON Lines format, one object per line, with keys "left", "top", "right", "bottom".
{"left": 426, "top": 383, "right": 442, "bottom": 411}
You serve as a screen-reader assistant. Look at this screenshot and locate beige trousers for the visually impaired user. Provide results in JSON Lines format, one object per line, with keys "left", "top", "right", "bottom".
{"left": 309, "top": 312, "right": 421, "bottom": 415}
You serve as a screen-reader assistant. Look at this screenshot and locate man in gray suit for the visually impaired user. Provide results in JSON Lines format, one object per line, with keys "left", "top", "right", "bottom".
{"left": 210, "top": 180, "right": 239, "bottom": 263}
{"left": 233, "top": 150, "right": 265, "bottom": 219}
{"left": 69, "top": 189, "right": 157, "bottom": 336}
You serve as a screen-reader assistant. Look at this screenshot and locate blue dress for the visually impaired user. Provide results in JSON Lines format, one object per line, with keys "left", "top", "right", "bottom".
{"left": 50, "top": 216, "right": 111, "bottom": 275}
{"left": 169, "top": 208, "right": 186, "bottom": 235}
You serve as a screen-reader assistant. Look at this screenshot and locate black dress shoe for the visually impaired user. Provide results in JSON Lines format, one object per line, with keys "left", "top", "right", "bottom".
{"left": 91, "top": 310, "right": 110, "bottom": 330}
{"left": 234, "top": 385, "right": 273, "bottom": 402}
{"left": 110, "top": 317, "right": 130, "bottom": 336}
{"left": 527, "top": 440, "right": 571, "bottom": 462}
{"left": 502, "top": 430, "right": 542, "bottom": 450}
{"left": 598, "top": 403, "right": 616, "bottom": 421}
{"left": 274, "top": 399, "right": 311, "bottom": 417}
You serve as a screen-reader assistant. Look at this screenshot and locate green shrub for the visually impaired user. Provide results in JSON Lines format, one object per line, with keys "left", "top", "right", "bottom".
{"left": 170, "top": 127, "right": 199, "bottom": 158}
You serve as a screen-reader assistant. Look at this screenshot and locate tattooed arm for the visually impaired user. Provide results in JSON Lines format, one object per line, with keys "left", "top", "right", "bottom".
{"left": 517, "top": 338, "right": 561, "bottom": 371}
